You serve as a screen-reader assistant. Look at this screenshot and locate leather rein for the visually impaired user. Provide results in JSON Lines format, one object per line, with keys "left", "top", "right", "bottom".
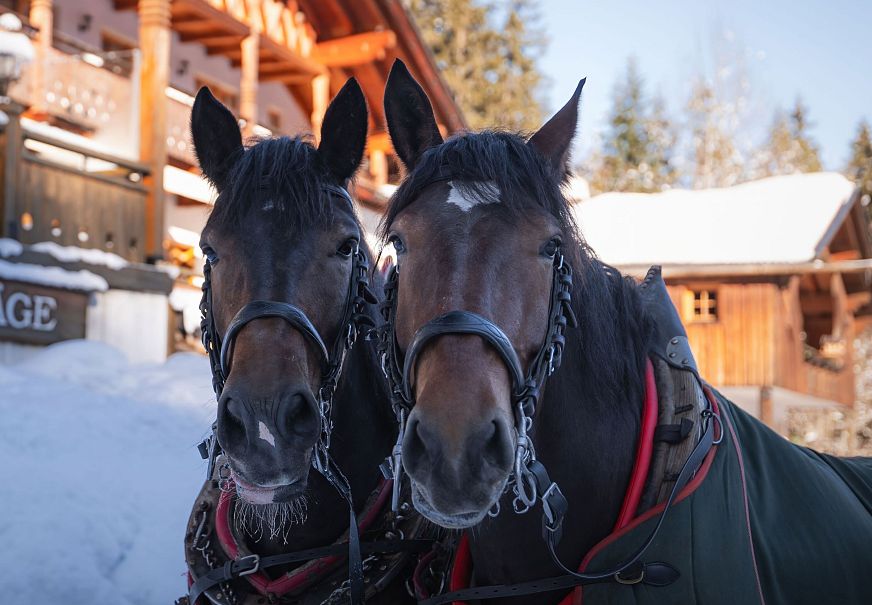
{"left": 376, "top": 243, "right": 721, "bottom": 604}
{"left": 192, "top": 184, "right": 424, "bottom": 605}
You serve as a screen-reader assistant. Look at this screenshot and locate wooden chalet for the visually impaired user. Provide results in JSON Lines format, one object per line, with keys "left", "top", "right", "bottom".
{"left": 0, "top": 0, "right": 464, "bottom": 261}
{"left": 573, "top": 172, "right": 872, "bottom": 434}
{"left": 0, "top": 0, "right": 464, "bottom": 359}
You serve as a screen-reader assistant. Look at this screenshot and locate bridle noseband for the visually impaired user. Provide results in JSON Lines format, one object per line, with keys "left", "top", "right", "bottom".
{"left": 197, "top": 184, "right": 377, "bottom": 603}
{"left": 376, "top": 247, "right": 577, "bottom": 520}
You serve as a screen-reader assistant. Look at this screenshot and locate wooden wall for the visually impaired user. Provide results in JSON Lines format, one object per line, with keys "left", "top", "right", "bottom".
{"left": 665, "top": 279, "right": 855, "bottom": 405}
{"left": 14, "top": 156, "right": 148, "bottom": 262}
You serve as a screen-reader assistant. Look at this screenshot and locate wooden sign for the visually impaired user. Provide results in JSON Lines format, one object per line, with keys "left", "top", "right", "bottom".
{"left": 0, "top": 279, "right": 88, "bottom": 345}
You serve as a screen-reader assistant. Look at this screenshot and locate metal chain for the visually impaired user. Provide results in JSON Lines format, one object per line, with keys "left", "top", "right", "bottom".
{"left": 192, "top": 504, "right": 239, "bottom": 605}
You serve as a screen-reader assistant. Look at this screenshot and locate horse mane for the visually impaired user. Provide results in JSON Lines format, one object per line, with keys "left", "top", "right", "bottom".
{"left": 380, "top": 129, "right": 654, "bottom": 410}
{"left": 206, "top": 135, "right": 340, "bottom": 233}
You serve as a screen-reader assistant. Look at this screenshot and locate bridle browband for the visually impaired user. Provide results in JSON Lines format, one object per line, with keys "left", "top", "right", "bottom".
{"left": 195, "top": 184, "right": 379, "bottom": 604}
{"left": 376, "top": 234, "right": 720, "bottom": 604}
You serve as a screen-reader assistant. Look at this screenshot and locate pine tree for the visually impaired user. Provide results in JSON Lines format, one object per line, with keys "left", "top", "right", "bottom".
{"left": 846, "top": 119, "right": 872, "bottom": 202}
{"left": 587, "top": 59, "right": 678, "bottom": 194}
{"left": 754, "top": 98, "right": 823, "bottom": 177}
{"left": 686, "top": 79, "right": 744, "bottom": 189}
{"left": 405, "top": 0, "right": 547, "bottom": 131}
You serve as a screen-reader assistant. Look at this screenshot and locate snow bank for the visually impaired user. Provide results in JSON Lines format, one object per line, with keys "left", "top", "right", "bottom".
{"left": 30, "top": 241, "right": 130, "bottom": 270}
{"left": 0, "top": 340, "right": 215, "bottom": 605}
{"left": 0, "top": 238, "right": 23, "bottom": 258}
{"left": 0, "top": 259, "right": 109, "bottom": 291}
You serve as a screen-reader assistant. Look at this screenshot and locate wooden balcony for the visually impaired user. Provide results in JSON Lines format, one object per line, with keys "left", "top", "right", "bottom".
{"left": 1, "top": 129, "right": 150, "bottom": 263}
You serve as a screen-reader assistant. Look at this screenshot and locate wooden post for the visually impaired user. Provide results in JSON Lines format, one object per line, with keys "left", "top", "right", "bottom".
{"left": 29, "top": 0, "right": 53, "bottom": 117}
{"left": 310, "top": 73, "right": 330, "bottom": 143}
{"left": 2, "top": 103, "right": 23, "bottom": 239}
{"left": 239, "top": 30, "right": 259, "bottom": 138}
{"left": 369, "top": 148, "right": 387, "bottom": 187}
{"left": 138, "top": 0, "right": 171, "bottom": 261}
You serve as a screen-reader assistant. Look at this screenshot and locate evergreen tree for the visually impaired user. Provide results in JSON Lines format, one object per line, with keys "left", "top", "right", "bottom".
{"left": 754, "top": 98, "right": 823, "bottom": 177}
{"left": 686, "top": 78, "right": 744, "bottom": 189}
{"left": 846, "top": 119, "right": 872, "bottom": 202}
{"left": 405, "top": 0, "right": 547, "bottom": 131}
{"left": 587, "top": 59, "right": 678, "bottom": 194}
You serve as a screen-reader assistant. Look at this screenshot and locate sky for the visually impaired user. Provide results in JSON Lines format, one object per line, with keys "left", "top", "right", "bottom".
{"left": 537, "top": 0, "right": 871, "bottom": 171}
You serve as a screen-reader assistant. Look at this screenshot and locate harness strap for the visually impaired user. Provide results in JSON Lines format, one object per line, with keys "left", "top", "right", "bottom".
{"left": 219, "top": 301, "right": 329, "bottom": 376}
{"left": 419, "top": 562, "right": 680, "bottom": 605}
{"left": 189, "top": 539, "right": 435, "bottom": 605}
{"left": 401, "top": 311, "right": 526, "bottom": 402}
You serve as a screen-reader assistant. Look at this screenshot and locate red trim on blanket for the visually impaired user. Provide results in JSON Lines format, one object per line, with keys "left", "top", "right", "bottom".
{"left": 613, "top": 359, "right": 659, "bottom": 530}
{"left": 566, "top": 393, "right": 722, "bottom": 605}
{"left": 212, "top": 477, "right": 392, "bottom": 597}
{"left": 446, "top": 360, "right": 661, "bottom": 604}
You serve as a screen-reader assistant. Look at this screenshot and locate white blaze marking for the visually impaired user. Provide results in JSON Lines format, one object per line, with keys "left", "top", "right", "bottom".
{"left": 445, "top": 180, "right": 500, "bottom": 212}
{"left": 262, "top": 199, "right": 275, "bottom": 211}
{"left": 258, "top": 421, "right": 276, "bottom": 447}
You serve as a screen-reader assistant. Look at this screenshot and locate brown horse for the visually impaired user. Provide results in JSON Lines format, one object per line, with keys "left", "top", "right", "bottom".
{"left": 377, "top": 60, "right": 872, "bottom": 605}
{"left": 184, "top": 80, "right": 421, "bottom": 604}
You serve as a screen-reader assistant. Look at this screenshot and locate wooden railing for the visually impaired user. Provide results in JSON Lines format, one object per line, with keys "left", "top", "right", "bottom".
{"left": 2, "top": 129, "right": 150, "bottom": 263}
{"left": 804, "top": 362, "right": 855, "bottom": 406}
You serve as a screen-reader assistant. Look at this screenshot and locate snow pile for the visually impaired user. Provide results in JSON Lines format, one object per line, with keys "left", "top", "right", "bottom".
{"left": 574, "top": 172, "right": 856, "bottom": 266}
{"left": 31, "top": 241, "right": 130, "bottom": 270}
{"left": 0, "top": 238, "right": 23, "bottom": 258}
{"left": 0, "top": 258, "right": 109, "bottom": 291}
{"left": 0, "top": 340, "right": 215, "bottom": 605}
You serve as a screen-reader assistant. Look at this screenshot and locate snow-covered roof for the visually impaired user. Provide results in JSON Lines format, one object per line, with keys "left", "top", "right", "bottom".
{"left": 573, "top": 173, "right": 858, "bottom": 266}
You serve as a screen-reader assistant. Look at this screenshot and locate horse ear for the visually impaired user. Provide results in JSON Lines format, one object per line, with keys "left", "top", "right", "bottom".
{"left": 191, "top": 86, "right": 243, "bottom": 192}
{"left": 384, "top": 59, "right": 443, "bottom": 170}
{"left": 319, "top": 77, "right": 368, "bottom": 184}
{"left": 527, "top": 78, "right": 586, "bottom": 178}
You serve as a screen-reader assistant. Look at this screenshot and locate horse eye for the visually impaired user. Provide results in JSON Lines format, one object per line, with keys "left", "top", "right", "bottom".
{"left": 542, "top": 238, "right": 561, "bottom": 258}
{"left": 337, "top": 238, "right": 358, "bottom": 257}
{"left": 201, "top": 245, "right": 219, "bottom": 265}
{"left": 389, "top": 236, "right": 406, "bottom": 254}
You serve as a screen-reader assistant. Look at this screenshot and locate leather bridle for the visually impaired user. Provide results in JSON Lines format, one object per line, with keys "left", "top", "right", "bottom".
{"left": 376, "top": 247, "right": 577, "bottom": 530}
{"left": 196, "top": 184, "right": 378, "bottom": 604}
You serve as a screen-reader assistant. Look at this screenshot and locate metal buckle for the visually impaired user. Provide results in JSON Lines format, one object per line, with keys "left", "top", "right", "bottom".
{"left": 236, "top": 554, "right": 260, "bottom": 577}
{"left": 615, "top": 566, "right": 645, "bottom": 585}
{"left": 541, "top": 482, "right": 564, "bottom": 529}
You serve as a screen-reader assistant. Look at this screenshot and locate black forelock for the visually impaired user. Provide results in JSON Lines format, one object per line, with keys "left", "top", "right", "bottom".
{"left": 378, "top": 131, "right": 578, "bottom": 239}
{"left": 206, "top": 135, "right": 341, "bottom": 233}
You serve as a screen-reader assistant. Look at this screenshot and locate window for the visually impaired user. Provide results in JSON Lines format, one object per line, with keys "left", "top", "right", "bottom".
{"left": 691, "top": 289, "right": 718, "bottom": 322}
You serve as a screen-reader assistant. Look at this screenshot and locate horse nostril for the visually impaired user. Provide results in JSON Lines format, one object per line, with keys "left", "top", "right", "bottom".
{"left": 217, "top": 394, "right": 246, "bottom": 451}
{"left": 403, "top": 415, "right": 430, "bottom": 472}
{"left": 280, "top": 390, "right": 319, "bottom": 439}
{"left": 481, "top": 419, "right": 513, "bottom": 469}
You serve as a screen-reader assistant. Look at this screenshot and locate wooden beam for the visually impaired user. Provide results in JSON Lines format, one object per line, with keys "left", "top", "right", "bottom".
{"left": 311, "top": 73, "right": 330, "bottom": 143}
{"left": 310, "top": 30, "right": 397, "bottom": 68}
{"left": 619, "top": 259, "right": 872, "bottom": 280}
{"left": 240, "top": 31, "right": 259, "bottom": 138}
{"left": 113, "top": 0, "right": 137, "bottom": 10}
{"left": 139, "top": 0, "right": 172, "bottom": 260}
{"left": 29, "top": 0, "right": 53, "bottom": 117}
{"left": 829, "top": 249, "right": 861, "bottom": 261}
{"left": 366, "top": 131, "right": 392, "bottom": 153}
{"left": 259, "top": 73, "right": 314, "bottom": 85}
{"left": 179, "top": 31, "right": 244, "bottom": 44}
